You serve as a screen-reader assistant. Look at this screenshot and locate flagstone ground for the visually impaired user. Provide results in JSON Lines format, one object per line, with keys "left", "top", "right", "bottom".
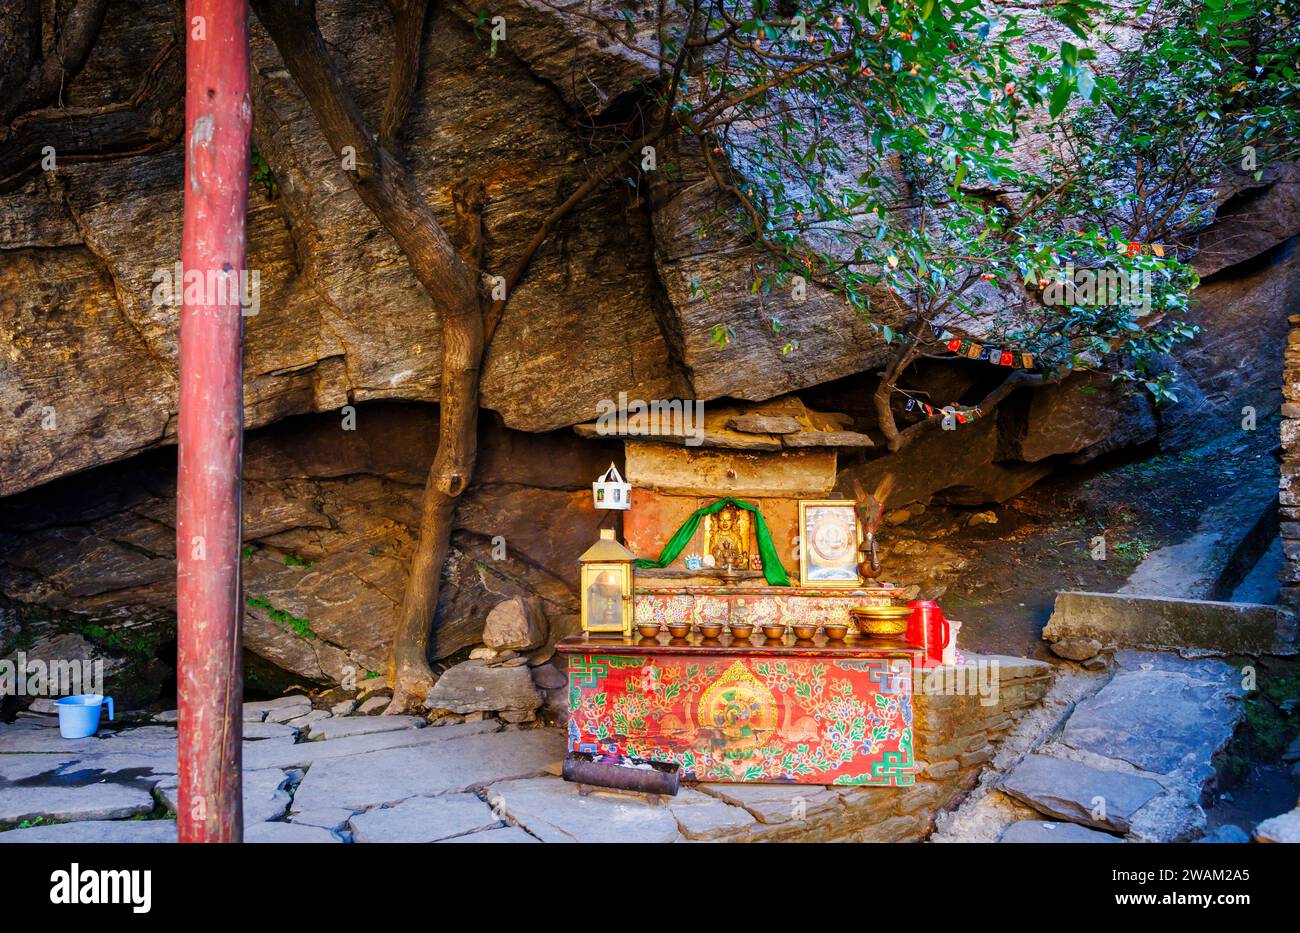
{"left": 0, "top": 654, "right": 1055, "bottom": 843}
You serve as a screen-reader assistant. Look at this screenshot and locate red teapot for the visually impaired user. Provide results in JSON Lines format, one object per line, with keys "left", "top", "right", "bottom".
{"left": 907, "top": 600, "right": 950, "bottom": 668}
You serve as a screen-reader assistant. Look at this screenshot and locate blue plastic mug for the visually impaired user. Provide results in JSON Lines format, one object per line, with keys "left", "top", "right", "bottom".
{"left": 55, "top": 694, "right": 113, "bottom": 739}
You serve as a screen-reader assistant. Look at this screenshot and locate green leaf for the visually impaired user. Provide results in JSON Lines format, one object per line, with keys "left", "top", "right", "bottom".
{"left": 1049, "top": 76, "right": 1073, "bottom": 118}
{"left": 1077, "top": 65, "right": 1095, "bottom": 101}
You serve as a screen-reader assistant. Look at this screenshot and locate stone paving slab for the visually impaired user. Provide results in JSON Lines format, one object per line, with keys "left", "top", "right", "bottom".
{"left": 154, "top": 768, "right": 291, "bottom": 825}
{"left": 665, "top": 787, "right": 758, "bottom": 840}
{"left": 287, "top": 807, "right": 357, "bottom": 831}
{"left": 0, "top": 718, "right": 103, "bottom": 754}
{"left": 1112, "top": 649, "right": 1239, "bottom": 681}
{"left": 290, "top": 729, "right": 562, "bottom": 812}
{"left": 438, "top": 826, "right": 538, "bottom": 843}
{"left": 0, "top": 754, "right": 85, "bottom": 781}
{"left": 242, "top": 721, "right": 300, "bottom": 742}
{"left": 999, "top": 754, "right": 1163, "bottom": 833}
{"left": 696, "top": 783, "right": 839, "bottom": 824}
{"left": 285, "top": 709, "right": 332, "bottom": 730}
{"left": 998, "top": 820, "right": 1125, "bottom": 843}
{"left": 306, "top": 715, "right": 425, "bottom": 741}
{"left": 0, "top": 819, "right": 179, "bottom": 843}
{"left": 243, "top": 822, "right": 340, "bottom": 843}
{"left": 242, "top": 719, "right": 500, "bottom": 771}
{"left": 487, "top": 777, "right": 681, "bottom": 843}
{"left": 1060, "top": 669, "right": 1241, "bottom": 778}
{"left": 0, "top": 780, "right": 157, "bottom": 826}
{"left": 248, "top": 696, "right": 313, "bottom": 723}
{"left": 349, "top": 793, "right": 500, "bottom": 843}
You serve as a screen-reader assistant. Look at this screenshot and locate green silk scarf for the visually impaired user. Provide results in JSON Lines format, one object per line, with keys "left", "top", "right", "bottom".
{"left": 633, "top": 496, "right": 791, "bottom": 586}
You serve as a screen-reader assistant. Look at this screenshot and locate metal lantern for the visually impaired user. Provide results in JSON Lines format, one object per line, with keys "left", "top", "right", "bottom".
{"left": 592, "top": 463, "right": 631, "bottom": 511}
{"left": 579, "top": 528, "right": 636, "bottom": 636}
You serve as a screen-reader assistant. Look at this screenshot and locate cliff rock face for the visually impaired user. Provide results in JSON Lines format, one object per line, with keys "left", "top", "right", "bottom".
{"left": 2, "top": 0, "right": 1299, "bottom": 692}
{"left": 0, "top": 404, "right": 615, "bottom": 686}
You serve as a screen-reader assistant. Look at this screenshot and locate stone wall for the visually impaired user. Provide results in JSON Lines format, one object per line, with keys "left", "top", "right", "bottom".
{"left": 1282, "top": 315, "right": 1300, "bottom": 610}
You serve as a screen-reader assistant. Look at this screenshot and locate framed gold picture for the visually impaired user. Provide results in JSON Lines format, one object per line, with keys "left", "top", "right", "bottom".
{"left": 798, "top": 500, "right": 861, "bottom": 588}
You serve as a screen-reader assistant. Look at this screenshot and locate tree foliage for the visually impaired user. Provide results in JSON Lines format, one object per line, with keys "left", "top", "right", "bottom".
{"left": 545, "top": 0, "right": 1296, "bottom": 446}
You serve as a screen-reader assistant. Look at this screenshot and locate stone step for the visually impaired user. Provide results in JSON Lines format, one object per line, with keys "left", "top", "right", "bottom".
{"left": 1118, "top": 467, "right": 1278, "bottom": 602}
{"left": 1044, "top": 591, "right": 1295, "bottom": 656}
{"left": 997, "top": 650, "right": 1250, "bottom": 842}
{"left": 998, "top": 753, "right": 1164, "bottom": 834}
{"left": 998, "top": 820, "right": 1125, "bottom": 843}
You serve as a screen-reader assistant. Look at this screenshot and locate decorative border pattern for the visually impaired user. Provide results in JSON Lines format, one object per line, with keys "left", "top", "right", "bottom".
{"left": 566, "top": 651, "right": 915, "bottom": 786}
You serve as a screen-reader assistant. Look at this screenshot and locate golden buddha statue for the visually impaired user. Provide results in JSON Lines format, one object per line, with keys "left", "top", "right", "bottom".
{"left": 704, "top": 503, "right": 750, "bottom": 572}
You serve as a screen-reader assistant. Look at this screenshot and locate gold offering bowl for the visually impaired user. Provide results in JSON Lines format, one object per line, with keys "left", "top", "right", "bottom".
{"left": 791, "top": 622, "right": 818, "bottom": 640}
{"left": 850, "top": 606, "right": 911, "bottom": 638}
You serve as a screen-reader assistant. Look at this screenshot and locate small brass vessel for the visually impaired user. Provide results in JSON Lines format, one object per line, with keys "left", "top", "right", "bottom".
{"left": 636, "top": 622, "right": 662, "bottom": 639}
{"left": 761, "top": 623, "right": 787, "bottom": 640}
{"left": 823, "top": 622, "right": 849, "bottom": 641}
{"left": 699, "top": 621, "right": 724, "bottom": 639}
{"left": 792, "top": 622, "right": 817, "bottom": 640}
{"left": 850, "top": 606, "right": 911, "bottom": 638}
{"left": 729, "top": 623, "right": 755, "bottom": 640}
{"left": 667, "top": 622, "right": 692, "bottom": 638}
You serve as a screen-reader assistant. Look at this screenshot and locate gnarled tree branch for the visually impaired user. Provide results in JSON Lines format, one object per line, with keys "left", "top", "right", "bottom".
{"left": 380, "top": 0, "right": 430, "bottom": 154}
{"left": 0, "top": 0, "right": 111, "bottom": 124}
{"left": 252, "top": 0, "right": 482, "bottom": 711}
{"left": 0, "top": 34, "right": 182, "bottom": 193}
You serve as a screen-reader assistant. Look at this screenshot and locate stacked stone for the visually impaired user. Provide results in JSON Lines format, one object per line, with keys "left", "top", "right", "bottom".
{"left": 1282, "top": 314, "right": 1300, "bottom": 609}
{"left": 908, "top": 656, "right": 1054, "bottom": 818}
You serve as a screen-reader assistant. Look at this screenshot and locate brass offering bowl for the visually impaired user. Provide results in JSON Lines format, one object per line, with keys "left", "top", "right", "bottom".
{"left": 761, "top": 623, "right": 787, "bottom": 640}
{"left": 699, "top": 621, "right": 724, "bottom": 639}
{"left": 729, "top": 623, "right": 755, "bottom": 640}
{"left": 823, "top": 622, "right": 849, "bottom": 641}
{"left": 636, "top": 622, "right": 662, "bottom": 639}
{"left": 850, "top": 606, "right": 911, "bottom": 638}
{"left": 791, "top": 622, "right": 818, "bottom": 640}
{"left": 667, "top": 622, "right": 692, "bottom": 638}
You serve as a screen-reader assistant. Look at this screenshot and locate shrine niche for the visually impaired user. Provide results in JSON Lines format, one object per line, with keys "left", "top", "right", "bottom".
{"left": 560, "top": 396, "right": 954, "bottom": 790}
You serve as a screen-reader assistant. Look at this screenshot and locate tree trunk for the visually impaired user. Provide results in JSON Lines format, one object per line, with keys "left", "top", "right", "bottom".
{"left": 252, "top": 0, "right": 483, "bottom": 708}
{"left": 252, "top": 1, "right": 652, "bottom": 709}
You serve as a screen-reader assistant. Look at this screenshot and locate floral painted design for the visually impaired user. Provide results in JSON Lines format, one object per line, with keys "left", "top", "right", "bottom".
{"left": 565, "top": 652, "right": 915, "bottom": 786}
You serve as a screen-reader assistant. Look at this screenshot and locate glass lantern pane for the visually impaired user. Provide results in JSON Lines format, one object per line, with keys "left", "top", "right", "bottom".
{"left": 586, "top": 569, "right": 624, "bottom": 629}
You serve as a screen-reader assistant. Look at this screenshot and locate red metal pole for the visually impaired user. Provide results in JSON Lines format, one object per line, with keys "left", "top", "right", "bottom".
{"left": 176, "top": 0, "right": 251, "bottom": 842}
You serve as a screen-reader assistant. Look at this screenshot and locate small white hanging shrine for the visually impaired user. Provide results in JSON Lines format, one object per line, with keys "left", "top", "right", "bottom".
{"left": 592, "top": 463, "right": 631, "bottom": 510}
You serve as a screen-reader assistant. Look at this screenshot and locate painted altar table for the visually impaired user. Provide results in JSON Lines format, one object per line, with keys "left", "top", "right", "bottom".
{"left": 556, "top": 633, "right": 920, "bottom": 786}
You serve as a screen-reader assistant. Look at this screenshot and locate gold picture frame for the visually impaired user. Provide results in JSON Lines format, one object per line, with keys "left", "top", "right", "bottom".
{"left": 798, "top": 500, "right": 862, "bottom": 588}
